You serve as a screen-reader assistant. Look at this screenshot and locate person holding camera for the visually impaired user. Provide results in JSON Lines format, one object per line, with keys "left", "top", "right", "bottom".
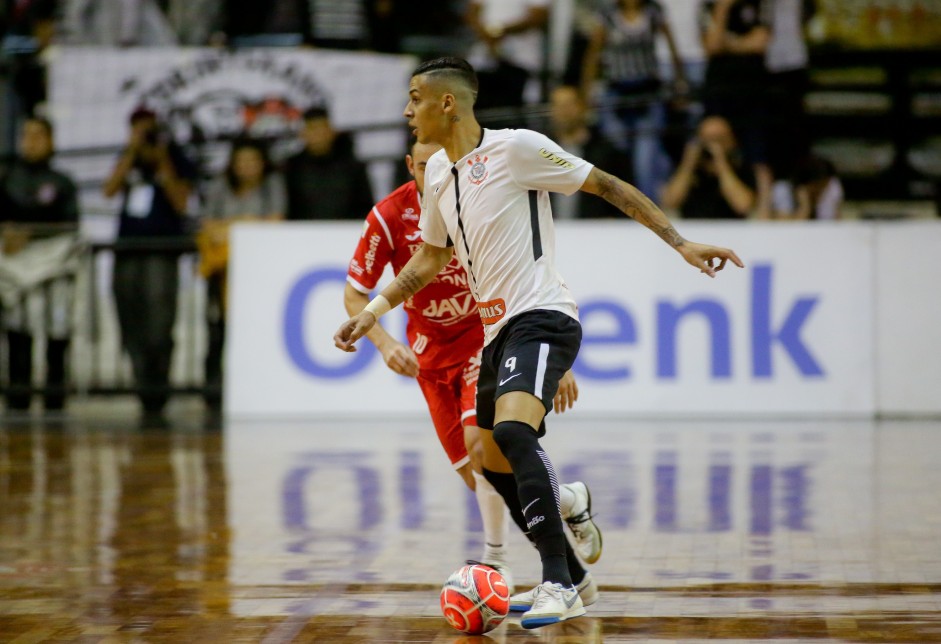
{"left": 660, "top": 115, "right": 755, "bottom": 219}
{"left": 103, "top": 106, "right": 198, "bottom": 427}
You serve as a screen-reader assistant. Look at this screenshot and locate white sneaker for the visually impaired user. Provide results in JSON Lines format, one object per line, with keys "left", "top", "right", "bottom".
{"left": 519, "top": 582, "right": 585, "bottom": 629}
{"left": 510, "top": 572, "right": 598, "bottom": 612}
{"left": 562, "top": 482, "right": 603, "bottom": 564}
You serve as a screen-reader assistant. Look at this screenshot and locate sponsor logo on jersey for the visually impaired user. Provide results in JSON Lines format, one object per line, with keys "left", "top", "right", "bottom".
{"left": 467, "top": 154, "right": 489, "bottom": 185}
{"left": 422, "top": 293, "right": 476, "bottom": 321}
{"left": 463, "top": 351, "right": 482, "bottom": 386}
{"left": 477, "top": 298, "right": 507, "bottom": 325}
{"left": 364, "top": 232, "right": 382, "bottom": 274}
{"left": 402, "top": 208, "right": 419, "bottom": 221}
{"left": 405, "top": 230, "right": 422, "bottom": 241}
{"left": 538, "top": 148, "right": 575, "bottom": 169}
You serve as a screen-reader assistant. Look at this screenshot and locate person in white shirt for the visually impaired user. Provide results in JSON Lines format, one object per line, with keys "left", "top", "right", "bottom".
{"left": 333, "top": 57, "right": 743, "bottom": 629}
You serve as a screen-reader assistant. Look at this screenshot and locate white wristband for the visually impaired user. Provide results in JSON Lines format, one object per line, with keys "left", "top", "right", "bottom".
{"left": 363, "top": 294, "right": 392, "bottom": 320}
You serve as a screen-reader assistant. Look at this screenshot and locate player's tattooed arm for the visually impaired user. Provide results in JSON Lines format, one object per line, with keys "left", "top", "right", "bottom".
{"left": 393, "top": 267, "right": 425, "bottom": 299}
{"left": 582, "top": 167, "right": 686, "bottom": 248}
{"left": 382, "top": 243, "right": 454, "bottom": 306}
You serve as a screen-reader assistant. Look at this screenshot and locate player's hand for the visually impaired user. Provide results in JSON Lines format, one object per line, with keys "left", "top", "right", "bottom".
{"left": 333, "top": 312, "right": 377, "bottom": 352}
{"left": 379, "top": 340, "right": 420, "bottom": 377}
{"left": 678, "top": 242, "right": 745, "bottom": 278}
{"left": 553, "top": 370, "right": 579, "bottom": 414}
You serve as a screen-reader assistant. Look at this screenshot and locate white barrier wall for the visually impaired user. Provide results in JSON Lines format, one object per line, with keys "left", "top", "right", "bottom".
{"left": 226, "top": 221, "right": 939, "bottom": 418}
{"left": 875, "top": 222, "right": 941, "bottom": 415}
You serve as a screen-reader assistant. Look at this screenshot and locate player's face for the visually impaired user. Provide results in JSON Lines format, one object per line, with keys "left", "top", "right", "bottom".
{"left": 408, "top": 142, "right": 442, "bottom": 195}
{"left": 404, "top": 75, "right": 447, "bottom": 145}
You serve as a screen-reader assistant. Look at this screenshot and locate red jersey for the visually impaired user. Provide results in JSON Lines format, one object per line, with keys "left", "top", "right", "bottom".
{"left": 347, "top": 181, "right": 483, "bottom": 369}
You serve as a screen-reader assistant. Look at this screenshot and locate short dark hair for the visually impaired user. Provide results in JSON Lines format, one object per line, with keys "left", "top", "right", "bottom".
{"left": 412, "top": 57, "right": 479, "bottom": 102}
{"left": 302, "top": 106, "right": 331, "bottom": 122}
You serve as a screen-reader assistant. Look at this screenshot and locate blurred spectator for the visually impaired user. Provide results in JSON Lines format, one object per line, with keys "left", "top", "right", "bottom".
{"left": 284, "top": 107, "right": 374, "bottom": 220}
{"left": 581, "top": 0, "right": 688, "bottom": 199}
{"left": 307, "top": 0, "right": 372, "bottom": 50}
{"left": 546, "top": 84, "right": 632, "bottom": 219}
{"left": 660, "top": 115, "right": 755, "bottom": 219}
{"left": 221, "top": 0, "right": 308, "bottom": 46}
{"left": 772, "top": 154, "right": 843, "bottom": 220}
{"left": 765, "top": 0, "right": 816, "bottom": 185}
{"left": 103, "top": 107, "right": 197, "bottom": 426}
{"left": 465, "top": 0, "right": 550, "bottom": 115}
{"left": 197, "top": 140, "right": 285, "bottom": 413}
{"left": 219, "top": 0, "right": 391, "bottom": 50}
{"left": 61, "top": 0, "right": 177, "bottom": 45}
{"left": 699, "top": 0, "right": 773, "bottom": 216}
{"left": 6, "top": 0, "right": 58, "bottom": 118}
{"left": 0, "top": 117, "right": 79, "bottom": 413}
{"left": 165, "top": 0, "right": 222, "bottom": 45}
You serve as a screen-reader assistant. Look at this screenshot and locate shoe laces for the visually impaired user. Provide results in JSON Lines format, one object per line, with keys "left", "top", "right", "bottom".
{"left": 529, "top": 583, "right": 562, "bottom": 611}
{"left": 566, "top": 509, "right": 596, "bottom": 535}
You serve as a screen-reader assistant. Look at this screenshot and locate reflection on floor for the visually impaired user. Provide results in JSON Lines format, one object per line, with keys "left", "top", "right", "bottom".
{"left": 1, "top": 413, "right": 940, "bottom": 642}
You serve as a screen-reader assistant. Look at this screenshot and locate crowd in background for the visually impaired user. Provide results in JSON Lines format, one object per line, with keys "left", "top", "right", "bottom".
{"left": 0, "top": 0, "right": 909, "bottom": 421}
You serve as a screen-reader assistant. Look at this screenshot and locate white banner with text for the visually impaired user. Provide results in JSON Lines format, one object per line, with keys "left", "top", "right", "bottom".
{"left": 225, "top": 221, "right": 941, "bottom": 417}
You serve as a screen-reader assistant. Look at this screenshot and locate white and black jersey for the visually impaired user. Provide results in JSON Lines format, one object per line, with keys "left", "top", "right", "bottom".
{"left": 419, "top": 128, "right": 593, "bottom": 345}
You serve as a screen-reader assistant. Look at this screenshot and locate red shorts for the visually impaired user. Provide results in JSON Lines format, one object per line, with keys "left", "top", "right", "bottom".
{"left": 416, "top": 347, "right": 481, "bottom": 469}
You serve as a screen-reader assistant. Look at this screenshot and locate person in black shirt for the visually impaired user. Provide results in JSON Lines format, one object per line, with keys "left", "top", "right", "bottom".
{"left": 545, "top": 85, "right": 633, "bottom": 219}
{"left": 0, "top": 116, "right": 79, "bottom": 412}
{"left": 660, "top": 115, "right": 756, "bottom": 219}
{"left": 699, "top": 0, "right": 772, "bottom": 216}
{"left": 103, "top": 107, "right": 197, "bottom": 426}
{"left": 284, "top": 107, "right": 374, "bottom": 221}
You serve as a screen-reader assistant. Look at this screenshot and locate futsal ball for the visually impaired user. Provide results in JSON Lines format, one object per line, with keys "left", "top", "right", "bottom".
{"left": 440, "top": 563, "right": 510, "bottom": 634}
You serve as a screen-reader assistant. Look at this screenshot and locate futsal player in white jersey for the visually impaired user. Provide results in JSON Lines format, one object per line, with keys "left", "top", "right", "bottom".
{"left": 334, "top": 57, "right": 744, "bottom": 629}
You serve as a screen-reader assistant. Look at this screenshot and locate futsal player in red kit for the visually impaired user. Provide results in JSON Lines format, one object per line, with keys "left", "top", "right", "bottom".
{"left": 343, "top": 140, "right": 602, "bottom": 596}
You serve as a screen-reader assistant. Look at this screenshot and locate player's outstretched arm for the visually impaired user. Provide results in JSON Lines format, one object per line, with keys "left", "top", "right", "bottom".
{"left": 344, "top": 284, "right": 419, "bottom": 377}
{"left": 580, "top": 167, "right": 745, "bottom": 277}
{"left": 334, "top": 242, "right": 453, "bottom": 352}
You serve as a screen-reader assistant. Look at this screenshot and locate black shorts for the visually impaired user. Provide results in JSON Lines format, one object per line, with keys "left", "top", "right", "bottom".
{"left": 476, "top": 309, "right": 582, "bottom": 435}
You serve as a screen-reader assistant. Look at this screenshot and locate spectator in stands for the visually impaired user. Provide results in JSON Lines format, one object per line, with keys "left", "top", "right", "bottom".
{"left": 7, "top": 0, "right": 57, "bottom": 118}
{"left": 284, "top": 107, "right": 374, "bottom": 220}
{"left": 61, "top": 0, "right": 177, "bottom": 45}
{"left": 0, "top": 117, "right": 79, "bottom": 414}
{"left": 220, "top": 0, "right": 308, "bottom": 46}
{"left": 103, "top": 107, "right": 197, "bottom": 427}
{"left": 465, "top": 0, "right": 550, "bottom": 117}
{"left": 219, "top": 0, "right": 391, "bottom": 49}
{"left": 699, "top": 0, "right": 773, "bottom": 217}
{"left": 772, "top": 154, "right": 843, "bottom": 220}
{"left": 581, "top": 0, "right": 688, "bottom": 199}
{"left": 545, "top": 84, "right": 632, "bottom": 219}
{"left": 165, "top": 0, "right": 223, "bottom": 45}
{"left": 197, "top": 140, "right": 285, "bottom": 415}
{"left": 660, "top": 115, "right": 755, "bottom": 219}
{"left": 765, "top": 0, "right": 817, "bottom": 190}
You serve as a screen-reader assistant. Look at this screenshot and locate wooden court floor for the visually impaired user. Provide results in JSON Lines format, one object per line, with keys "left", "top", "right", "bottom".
{"left": 1, "top": 409, "right": 940, "bottom": 643}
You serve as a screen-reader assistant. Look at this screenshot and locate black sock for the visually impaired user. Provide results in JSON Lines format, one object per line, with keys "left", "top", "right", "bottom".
{"left": 492, "top": 421, "right": 571, "bottom": 586}
{"left": 482, "top": 468, "right": 531, "bottom": 537}
{"left": 482, "top": 467, "right": 586, "bottom": 585}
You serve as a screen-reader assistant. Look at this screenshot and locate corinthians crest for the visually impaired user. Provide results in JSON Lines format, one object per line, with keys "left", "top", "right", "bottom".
{"left": 467, "top": 154, "right": 489, "bottom": 185}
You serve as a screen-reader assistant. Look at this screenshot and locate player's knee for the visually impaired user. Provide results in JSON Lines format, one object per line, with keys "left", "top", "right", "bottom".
{"left": 492, "top": 420, "right": 539, "bottom": 462}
